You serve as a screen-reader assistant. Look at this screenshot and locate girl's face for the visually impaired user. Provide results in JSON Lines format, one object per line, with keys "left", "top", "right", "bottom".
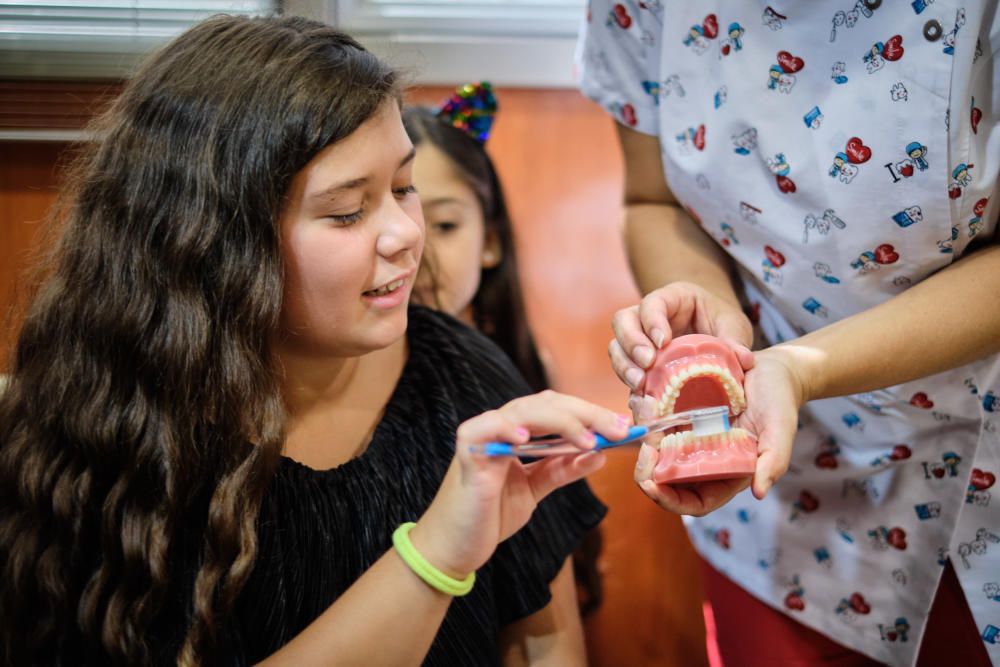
{"left": 411, "top": 143, "right": 500, "bottom": 323}
{"left": 277, "top": 101, "right": 424, "bottom": 357}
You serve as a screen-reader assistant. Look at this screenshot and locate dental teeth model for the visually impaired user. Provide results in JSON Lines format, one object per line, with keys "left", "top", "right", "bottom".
{"left": 641, "top": 334, "right": 757, "bottom": 484}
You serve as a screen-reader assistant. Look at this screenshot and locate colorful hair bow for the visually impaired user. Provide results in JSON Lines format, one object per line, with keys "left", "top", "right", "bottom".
{"left": 435, "top": 81, "right": 497, "bottom": 143}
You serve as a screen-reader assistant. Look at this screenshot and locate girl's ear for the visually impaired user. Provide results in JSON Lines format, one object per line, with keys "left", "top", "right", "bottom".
{"left": 481, "top": 229, "right": 502, "bottom": 269}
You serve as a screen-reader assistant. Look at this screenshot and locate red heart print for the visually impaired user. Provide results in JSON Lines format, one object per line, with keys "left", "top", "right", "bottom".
{"left": 949, "top": 185, "right": 963, "bottom": 199}
{"left": 613, "top": 4, "right": 632, "bottom": 28}
{"left": 764, "top": 245, "right": 786, "bottom": 267}
{"left": 900, "top": 163, "right": 914, "bottom": 177}
{"left": 890, "top": 445, "right": 912, "bottom": 461}
{"left": 721, "top": 43, "right": 731, "bottom": 56}
{"left": 777, "top": 50, "right": 805, "bottom": 74}
{"left": 887, "top": 527, "right": 907, "bottom": 550}
{"left": 850, "top": 592, "right": 872, "bottom": 614}
{"left": 874, "top": 243, "right": 899, "bottom": 264}
{"left": 784, "top": 593, "right": 805, "bottom": 611}
{"left": 974, "top": 198, "right": 989, "bottom": 216}
{"left": 887, "top": 631, "right": 898, "bottom": 641}
{"left": 715, "top": 529, "right": 731, "bottom": 550}
{"left": 910, "top": 392, "right": 933, "bottom": 409}
{"left": 815, "top": 452, "right": 838, "bottom": 469}
{"left": 621, "top": 103, "right": 637, "bottom": 127}
{"left": 798, "top": 490, "right": 820, "bottom": 512}
{"left": 972, "top": 107, "right": 982, "bottom": 134}
{"left": 846, "top": 137, "right": 872, "bottom": 164}
{"left": 933, "top": 467, "right": 946, "bottom": 478}
{"left": 776, "top": 175, "right": 797, "bottom": 193}
{"left": 694, "top": 124, "right": 706, "bottom": 150}
{"left": 970, "top": 468, "right": 996, "bottom": 491}
{"left": 703, "top": 14, "right": 719, "bottom": 39}
{"left": 883, "top": 35, "right": 905, "bottom": 62}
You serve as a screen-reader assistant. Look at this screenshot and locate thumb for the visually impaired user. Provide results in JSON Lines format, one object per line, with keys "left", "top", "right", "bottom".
{"left": 527, "top": 452, "right": 606, "bottom": 501}
{"left": 714, "top": 311, "right": 755, "bottom": 371}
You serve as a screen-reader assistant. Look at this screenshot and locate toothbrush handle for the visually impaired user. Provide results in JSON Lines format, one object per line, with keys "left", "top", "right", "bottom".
{"left": 474, "top": 425, "right": 650, "bottom": 457}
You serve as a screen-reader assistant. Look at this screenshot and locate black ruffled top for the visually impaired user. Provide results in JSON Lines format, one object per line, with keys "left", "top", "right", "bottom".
{"left": 231, "top": 307, "right": 606, "bottom": 664}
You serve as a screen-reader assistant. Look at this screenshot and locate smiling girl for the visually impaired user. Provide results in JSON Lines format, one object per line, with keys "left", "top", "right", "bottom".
{"left": 0, "top": 16, "right": 623, "bottom": 665}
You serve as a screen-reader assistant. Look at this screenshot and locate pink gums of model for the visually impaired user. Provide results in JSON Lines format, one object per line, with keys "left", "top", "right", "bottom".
{"left": 641, "top": 334, "right": 756, "bottom": 484}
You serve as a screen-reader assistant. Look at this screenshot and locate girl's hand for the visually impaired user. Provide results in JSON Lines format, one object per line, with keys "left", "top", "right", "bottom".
{"left": 410, "top": 391, "right": 629, "bottom": 579}
{"left": 610, "top": 281, "right": 755, "bottom": 397}
{"left": 632, "top": 347, "right": 806, "bottom": 515}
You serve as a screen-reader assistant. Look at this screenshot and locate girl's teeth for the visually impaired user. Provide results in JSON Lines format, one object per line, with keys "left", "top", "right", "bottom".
{"left": 369, "top": 279, "right": 404, "bottom": 296}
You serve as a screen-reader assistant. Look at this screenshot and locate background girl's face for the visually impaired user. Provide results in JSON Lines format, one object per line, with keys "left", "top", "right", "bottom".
{"left": 412, "top": 143, "right": 499, "bottom": 322}
{"left": 277, "top": 101, "right": 424, "bottom": 357}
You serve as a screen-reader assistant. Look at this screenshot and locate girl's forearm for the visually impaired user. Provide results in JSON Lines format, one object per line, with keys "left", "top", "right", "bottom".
{"left": 770, "top": 243, "right": 1000, "bottom": 402}
{"left": 256, "top": 547, "right": 452, "bottom": 666}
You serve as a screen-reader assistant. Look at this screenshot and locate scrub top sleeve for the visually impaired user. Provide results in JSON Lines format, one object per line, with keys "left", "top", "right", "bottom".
{"left": 577, "top": 0, "right": 662, "bottom": 137}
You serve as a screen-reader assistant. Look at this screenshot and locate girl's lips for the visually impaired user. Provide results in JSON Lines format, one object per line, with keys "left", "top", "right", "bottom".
{"left": 362, "top": 270, "right": 414, "bottom": 309}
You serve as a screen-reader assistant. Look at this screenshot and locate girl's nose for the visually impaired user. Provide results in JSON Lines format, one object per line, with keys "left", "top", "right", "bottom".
{"left": 376, "top": 198, "right": 423, "bottom": 259}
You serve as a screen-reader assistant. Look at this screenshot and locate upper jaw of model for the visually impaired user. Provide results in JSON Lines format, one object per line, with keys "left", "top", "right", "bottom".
{"left": 641, "top": 334, "right": 756, "bottom": 484}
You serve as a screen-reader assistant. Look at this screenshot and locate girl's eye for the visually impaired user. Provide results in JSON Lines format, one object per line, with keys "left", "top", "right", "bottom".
{"left": 432, "top": 221, "right": 459, "bottom": 234}
{"left": 330, "top": 209, "right": 364, "bottom": 225}
{"left": 393, "top": 184, "right": 418, "bottom": 197}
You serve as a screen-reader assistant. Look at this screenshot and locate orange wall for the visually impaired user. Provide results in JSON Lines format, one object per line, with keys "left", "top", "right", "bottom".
{"left": 0, "top": 87, "right": 708, "bottom": 667}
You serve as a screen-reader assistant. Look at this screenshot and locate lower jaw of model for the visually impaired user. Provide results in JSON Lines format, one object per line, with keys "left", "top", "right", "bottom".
{"left": 651, "top": 354, "right": 757, "bottom": 485}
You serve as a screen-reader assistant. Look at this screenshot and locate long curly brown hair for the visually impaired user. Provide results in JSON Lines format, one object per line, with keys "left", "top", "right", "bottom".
{"left": 0, "top": 15, "right": 399, "bottom": 664}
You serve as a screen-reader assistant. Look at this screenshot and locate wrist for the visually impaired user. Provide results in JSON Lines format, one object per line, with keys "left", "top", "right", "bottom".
{"left": 407, "top": 516, "right": 474, "bottom": 581}
{"left": 757, "top": 344, "right": 817, "bottom": 406}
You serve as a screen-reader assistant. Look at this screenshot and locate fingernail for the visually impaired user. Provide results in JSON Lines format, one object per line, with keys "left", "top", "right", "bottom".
{"left": 616, "top": 413, "right": 630, "bottom": 426}
{"left": 627, "top": 395, "right": 639, "bottom": 413}
{"left": 515, "top": 427, "right": 530, "bottom": 439}
{"left": 625, "top": 367, "right": 644, "bottom": 390}
{"left": 636, "top": 446, "right": 651, "bottom": 471}
{"left": 633, "top": 345, "right": 655, "bottom": 368}
{"left": 650, "top": 328, "right": 666, "bottom": 348}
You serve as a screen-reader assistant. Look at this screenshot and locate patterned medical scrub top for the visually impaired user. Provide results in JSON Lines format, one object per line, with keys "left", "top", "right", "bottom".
{"left": 579, "top": 2, "right": 1000, "bottom": 664}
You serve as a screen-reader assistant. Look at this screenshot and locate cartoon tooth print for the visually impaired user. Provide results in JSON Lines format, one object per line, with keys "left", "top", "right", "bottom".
{"left": 885, "top": 142, "right": 929, "bottom": 183}
{"left": 683, "top": 14, "right": 719, "bottom": 54}
{"left": 985, "top": 582, "right": 1000, "bottom": 602}
{"left": 914, "top": 501, "right": 942, "bottom": 520}
{"left": 967, "top": 467, "right": 995, "bottom": 506}
{"left": 890, "top": 82, "right": 908, "bottom": 101}
{"left": 719, "top": 22, "right": 745, "bottom": 57}
{"left": 911, "top": 0, "right": 934, "bottom": 14}
{"left": 767, "top": 153, "right": 796, "bottom": 193}
{"left": 714, "top": 85, "right": 728, "bottom": 108}
{"left": 891, "top": 205, "right": 923, "bottom": 228}
{"left": 607, "top": 3, "right": 633, "bottom": 29}
{"left": 802, "top": 297, "right": 828, "bottom": 318}
{"left": 762, "top": 6, "right": 787, "bottom": 30}
{"left": 719, "top": 222, "right": 738, "bottom": 245}
{"left": 892, "top": 569, "right": 908, "bottom": 587}
{"left": 740, "top": 201, "right": 762, "bottom": 224}
{"left": 850, "top": 243, "right": 899, "bottom": 274}
{"left": 768, "top": 50, "right": 804, "bottom": 92}
{"left": 696, "top": 174, "right": 710, "bottom": 189}
{"left": 955, "top": 526, "right": 1000, "bottom": 569}
{"left": 732, "top": 127, "right": 757, "bottom": 155}
{"left": 761, "top": 245, "right": 785, "bottom": 284}
{"left": 803, "top": 106, "right": 823, "bottom": 129}
{"left": 949, "top": 162, "right": 974, "bottom": 199}
{"left": 704, "top": 526, "right": 731, "bottom": 549}
{"left": 864, "top": 35, "right": 905, "bottom": 74}
{"left": 661, "top": 74, "right": 686, "bottom": 98}
{"left": 637, "top": 0, "right": 663, "bottom": 22}
{"left": 878, "top": 617, "right": 911, "bottom": 642}
{"left": 942, "top": 8, "right": 965, "bottom": 55}
{"left": 641, "top": 80, "right": 661, "bottom": 106}
{"left": 830, "top": 137, "right": 872, "bottom": 183}
{"left": 836, "top": 517, "right": 855, "bottom": 543}
{"left": 675, "top": 124, "right": 706, "bottom": 153}
{"left": 831, "top": 61, "right": 848, "bottom": 84}
{"left": 984, "top": 390, "right": 1000, "bottom": 412}
{"left": 922, "top": 450, "right": 960, "bottom": 479}
{"left": 830, "top": 0, "right": 877, "bottom": 43}
{"left": 608, "top": 101, "right": 637, "bottom": 127}
{"left": 968, "top": 197, "right": 989, "bottom": 237}
{"left": 813, "top": 262, "right": 841, "bottom": 284}
{"left": 835, "top": 592, "right": 872, "bottom": 623}
{"left": 803, "top": 208, "right": 846, "bottom": 243}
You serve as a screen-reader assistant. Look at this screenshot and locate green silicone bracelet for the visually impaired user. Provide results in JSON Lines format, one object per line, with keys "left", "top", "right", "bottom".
{"left": 392, "top": 522, "right": 476, "bottom": 597}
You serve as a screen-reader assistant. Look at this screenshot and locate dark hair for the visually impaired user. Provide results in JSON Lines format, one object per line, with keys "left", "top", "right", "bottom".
{"left": 0, "top": 15, "right": 400, "bottom": 664}
{"left": 403, "top": 106, "right": 548, "bottom": 392}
